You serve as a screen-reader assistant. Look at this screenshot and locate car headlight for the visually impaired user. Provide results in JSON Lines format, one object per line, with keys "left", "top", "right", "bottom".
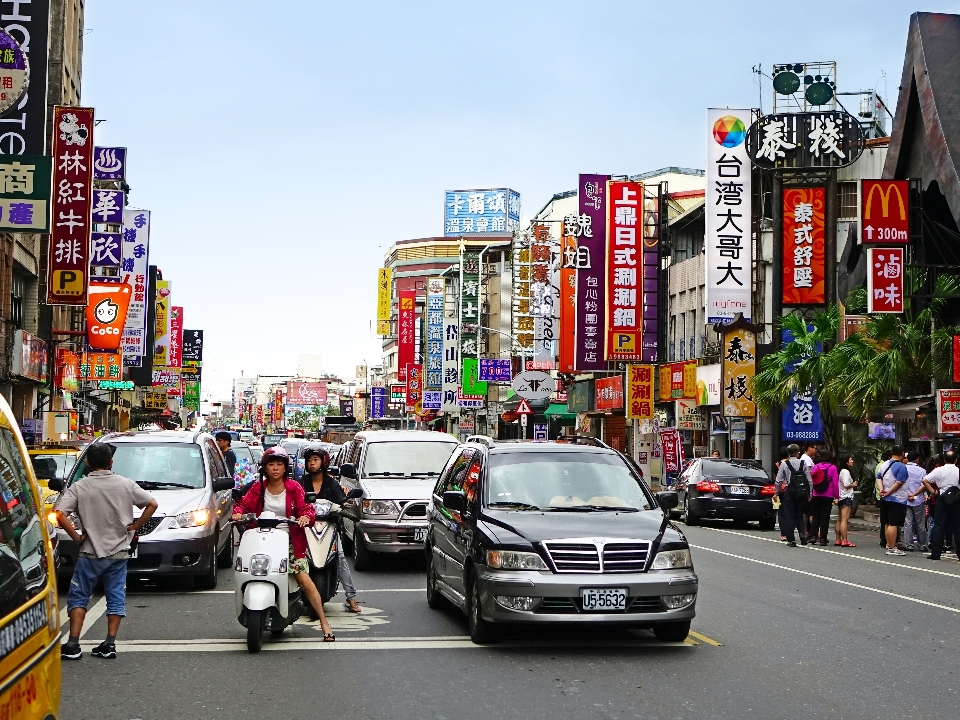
{"left": 486, "top": 550, "right": 547, "bottom": 570}
{"left": 249, "top": 554, "right": 271, "bottom": 576}
{"left": 362, "top": 499, "right": 398, "bottom": 517}
{"left": 174, "top": 509, "right": 210, "bottom": 528}
{"left": 651, "top": 548, "right": 693, "bottom": 570}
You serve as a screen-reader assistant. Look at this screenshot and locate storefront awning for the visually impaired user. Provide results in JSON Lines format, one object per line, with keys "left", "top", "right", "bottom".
{"left": 544, "top": 403, "right": 576, "bottom": 420}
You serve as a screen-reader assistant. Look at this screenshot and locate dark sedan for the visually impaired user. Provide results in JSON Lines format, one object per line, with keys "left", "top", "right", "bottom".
{"left": 674, "top": 458, "right": 776, "bottom": 529}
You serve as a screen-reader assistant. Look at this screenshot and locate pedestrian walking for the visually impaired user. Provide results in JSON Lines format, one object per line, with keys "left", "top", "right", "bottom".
{"left": 875, "top": 449, "right": 893, "bottom": 547}
{"left": 903, "top": 451, "right": 928, "bottom": 552}
{"left": 800, "top": 442, "right": 817, "bottom": 541}
{"left": 775, "top": 444, "right": 811, "bottom": 547}
{"left": 55, "top": 443, "right": 159, "bottom": 660}
{"left": 836, "top": 455, "right": 858, "bottom": 547}
{"left": 878, "top": 446, "right": 909, "bottom": 556}
{"left": 216, "top": 431, "right": 237, "bottom": 476}
{"left": 808, "top": 449, "right": 839, "bottom": 545}
{"left": 922, "top": 450, "right": 960, "bottom": 561}
{"left": 776, "top": 446, "right": 790, "bottom": 541}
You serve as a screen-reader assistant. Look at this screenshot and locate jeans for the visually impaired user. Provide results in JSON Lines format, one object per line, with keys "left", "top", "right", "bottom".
{"left": 337, "top": 531, "right": 357, "bottom": 600}
{"left": 929, "top": 500, "right": 960, "bottom": 559}
{"left": 903, "top": 504, "right": 927, "bottom": 549}
{"left": 780, "top": 491, "right": 806, "bottom": 543}
{"left": 68, "top": 557, "right": 128, "bottom": 616}
{"left": 808, "top": 496, "right": 834, "bottom": 542}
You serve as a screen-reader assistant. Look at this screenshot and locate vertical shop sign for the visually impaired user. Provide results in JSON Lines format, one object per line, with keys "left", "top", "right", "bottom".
{"left": 512, "top": 230, "right": 533, "bottom": 355}
{"left": 182, "top": 330, "right": 203, "bottom": 362}
{"left": 559, "top": 221, "right": 577, "bottom": 372}
{"left": 371, "top": 386, "right": 386, "bottom": 419}
{"left": 90, "top": 188, "right": 124, "bottom": 223}
{"left": 120, "top": 209, "right": 150, "bottom": 359}
{"left": 153, "top": 280, "right": 171, "bottom": 368}
{"left": 953, "top": 336, "right": 960, "bottom": 384}
{"left": 860, "top": 180, "right": 909, "bottom": 244}
{"left": 659, "top": 428, "right": 683, "bottom": 473}
{"left": 442, "top": 318, "right": 460, "bottom": 413}
{"left": 658, "top": 364, "right": 672, "bottom": 402}
{"left": 183, "top": 381, "right": 200, "bottom": 412}
{"left": 721, "top": 323, "right": 756, "bottom": 418}
{"left": 168, "top": 306, "right": 183, "bottom": 368}
{"left": 376, "top": 267, "right": 392, "bottom": 335}
{"left": 670, "top": 363, "right": 685, "bottom": 399}
{"left": 706, "top": 109, "right": 752, "bottom": 323}
{"left": 626, "top": 364, "right": 654, "bottom": 419}
{"left": 683, "top": 361, "right": 698, "bottom": 399}
{"left": 641, "top": 185, "right": 661, "bottom": 362}
{"left": 575, "top": 174, "right": 609, "bottom": 370}
{"left": 460, "top": 251, "right": 480, "bottom": 370}
{"left": 782, "top": 387, "right": 824, "bottom": 441}
{"left": 405, "top": 364, "right": 423, "bottom": 412}
{"left": 782, "top": 186, "right": 826, "bottom": 305}
{"left": 529, "top": 223, "right": 558, "bottom": 369}
{"left": 0, "top": 1, "right": 50, "bottom": 155}
{"left": 274, "top": 389, "right": 283, "bottom": 423}
{"left": 47, "top": 106, "right": 94, "bottom": 304}
{"left": 937, "top": 389, "right": 960, "bottom": 434}
{"left": 606, "top": 180, "right": 643, "bottom": 360}
{"left": 397, "top": 289, "right": 415, "bottom": 382}
{"left": 426, "top": 277, "right": 444, "bottom": 389}
{"left": 866, "top": 247, "right": 904, "bottom": 313}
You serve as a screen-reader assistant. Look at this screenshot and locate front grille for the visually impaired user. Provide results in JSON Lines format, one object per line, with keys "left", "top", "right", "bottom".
{"left": 400, "top": 502, "right": 428, "bottom": 518}
{"left": 602, "top": 542, "right": 651, "bottom": 573}
{"left": 537, "top": 597, "right": 578, "bottom": 613}
{"left": 396, "top": 531, "right": 424, "bottom": 543}
{"left": 535, "top": 596, "right": 665, "bottom": 614}
{"left": 135, "top": 517, "right": 164, "bottom": 536}
{"left": 366, "top": 533, "right": 393, "bottom": 544}
{"left": 542, "top": 542, "right": 601, "bottom": 572}
{"left": 626, "top": 596, "right": 664, "bottom": 613}
{"left": 129, "top": 554, "right": 162, "bottom": 570}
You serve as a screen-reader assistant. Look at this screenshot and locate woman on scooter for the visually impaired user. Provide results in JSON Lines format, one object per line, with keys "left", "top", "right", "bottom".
{"left": 300, "top": 446, "right": 362, "bottom": 613}
{"left": 231, "top": 446, "right": 336, "bottom": 641}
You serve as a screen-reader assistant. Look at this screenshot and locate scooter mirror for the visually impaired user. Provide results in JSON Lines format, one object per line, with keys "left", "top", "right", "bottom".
{"left": 305, "top": 492, "right": 317, "bottom": 503}
{"left": 347, "top": 488, "right": 364, "bottom": 500}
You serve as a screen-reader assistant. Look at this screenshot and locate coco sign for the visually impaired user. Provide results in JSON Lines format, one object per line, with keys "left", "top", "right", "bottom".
{"left": 86, "top": 282, "right": 132, "bottom": 351}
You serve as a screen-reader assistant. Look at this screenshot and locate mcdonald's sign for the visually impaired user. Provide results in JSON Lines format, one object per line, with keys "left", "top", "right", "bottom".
{"left": 860, "top": 180, "right": 909, "bottom": 244}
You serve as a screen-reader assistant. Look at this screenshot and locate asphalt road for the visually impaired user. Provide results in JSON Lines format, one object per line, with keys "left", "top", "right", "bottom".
{"left": 59, "top": 522, "right": 960, "bottom": 720}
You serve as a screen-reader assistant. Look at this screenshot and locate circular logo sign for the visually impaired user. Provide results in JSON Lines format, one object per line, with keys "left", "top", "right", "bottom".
{"left": 0, "top": 30, "right": 28, "bottom": 115}
{"left": 510, "top": 370, "right": 556, "bottom": 401}
{"left": 712, "top": 115, "right": 746, "bottom": 148}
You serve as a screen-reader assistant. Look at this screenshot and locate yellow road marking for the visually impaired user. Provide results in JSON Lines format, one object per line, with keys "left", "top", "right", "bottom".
{"left": 683, "top": 637, "right": 698, "bottom": 646}
{"left": 687, "top": 630, "right": 721, "bottom": 647}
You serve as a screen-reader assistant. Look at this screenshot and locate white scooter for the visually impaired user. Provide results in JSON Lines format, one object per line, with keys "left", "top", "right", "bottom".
{"left": 233, "top": 511, "right": 305, "bottom": 653}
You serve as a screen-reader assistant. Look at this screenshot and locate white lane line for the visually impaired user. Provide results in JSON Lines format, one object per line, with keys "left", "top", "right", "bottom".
{"left": 355, "top": 588, "right": 422, "bottom": 592}
{"left": 698, "top": 526, "right": 960, "bottom": 579}
{"left": 126, "top": 589, "right": 424, "bottom": 596}
{"left": 60, "top": 594, "right": 102, "bottom": 631}
{"left": 690, "top": 543, "right": 960, "bottom": 614}
{"left": 78, "top": 596, "right": 108, "bottom": 638}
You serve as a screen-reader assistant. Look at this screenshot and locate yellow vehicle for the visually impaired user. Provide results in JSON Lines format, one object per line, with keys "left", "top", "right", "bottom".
{"left": 28, "top": 445, "right": 80, "bottom": 504}
{"left": 0, "top": 398, "right": 62, "bottom": 719}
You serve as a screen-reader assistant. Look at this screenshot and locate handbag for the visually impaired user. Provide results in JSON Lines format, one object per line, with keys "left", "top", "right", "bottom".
{"left": 940, "top": 485, "right": 960, "bottom": 507}
{"left": 305, "top": 522, "right": 336, "bottom": 568}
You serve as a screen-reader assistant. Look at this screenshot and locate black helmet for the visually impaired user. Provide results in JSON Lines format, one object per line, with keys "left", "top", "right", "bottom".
{"left": 302, "top": 444, "right": 330, "bottom": 465}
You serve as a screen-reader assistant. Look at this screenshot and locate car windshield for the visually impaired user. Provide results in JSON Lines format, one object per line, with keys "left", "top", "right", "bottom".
{"left": 71, "top": 443, "right": 205, "bottom": 489}
{"left": 232, "top": 444, "right": 253, "bottom": 462}
{"left": 699, "top": 460, "right": 768, "bottom": 478}
{"left": 250, "top": 447, "right": 263, "bottom": 463}
{"left": 362, "top": 441, "right": 457, "bottom": 477}
{"left": 32, "top": 452, "right": 76, "bottom": 480}
{"left": 487, "top": 452, "right": 652, "bottom": 510}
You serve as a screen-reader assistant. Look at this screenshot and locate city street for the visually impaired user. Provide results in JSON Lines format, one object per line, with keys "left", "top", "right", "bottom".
{"left": 60, "top": 522, "right": 960, "bottom": 720}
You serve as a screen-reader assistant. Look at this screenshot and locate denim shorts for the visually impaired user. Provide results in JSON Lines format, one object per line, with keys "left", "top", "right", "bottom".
{"left": 68, "top": 557, "right": 128, "bottom": 617}
{"left": 837, "top": 498, "right": 854, "bottom": 508}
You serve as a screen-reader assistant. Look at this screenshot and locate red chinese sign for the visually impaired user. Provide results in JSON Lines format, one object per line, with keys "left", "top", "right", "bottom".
{"left": 670, "top": 363, "right": 685, "bottom": 399}
{"left": 559, "top": 226, "right": 577, "bottom": 373}
{"left": 274, "top": 389, "right": 283, "bottom": 423}
{"left": 625, "top": 364, "right": 654, "bottom": 419}
{"left": 866, "top": 247, "right": 904, "bottom": 313}
{"left": 595, "top": 375, "right": 624, "bottom": 410}
{"left": 405, "top": 363, "right": 422, "bottom": 411}
{"left": 168, "top": 306, "right": 183, "bottom": 368}
{"left": 48, "top": 106, "right": 95, "bottom": 305}
{"left": 659, "top": 428, "right": 683, "bottom": 473}
{"left": 937, "top": 389, "right": 960, "bottom": 434}
{"left": 861, "top": 180, "right": 909, "bottom": 244}
{"left": 85, "top": 282, "right": 131, "bottom": 352}
{"left": 782, "top": 186, "right": 825, "bottom": 305}
{"left": 56, "top": 349, "right": 80, "bottom": 392}
{"left": 397, "top": 290, "right": 415, "bottom": 383}
{"left": 606, "top": 181, "right": 643, "bottom": 360}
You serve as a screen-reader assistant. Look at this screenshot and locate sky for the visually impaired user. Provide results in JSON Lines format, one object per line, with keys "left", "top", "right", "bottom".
{"left": 80, "top": 0, "right": 957, "bottom": 401}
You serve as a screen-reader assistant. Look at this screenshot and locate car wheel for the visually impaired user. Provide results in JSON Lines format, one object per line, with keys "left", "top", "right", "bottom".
{"left": 758, "top": 516, "right": 776, "bottom": 531}
{"left": 426, "top": 552, "right": 448, "bottom": 610}
{"left": 194, "top": 548, "right": 218, "bottom": 590}
{"left": 683, "top": 496, "right": 700, "bottom": 526}
{"left": 216, "top": 528, "right": 234, "bottom": 568}
{"left": 353, "top": 531, "right": 373, "bottom": 571}
{"left": 653, "top": 620, "right": 691, "bottom": 642}
{"left": 467, "top": 573, "right": 499, "bottom": 644}
{"left": 246, "top": 610, "right": 264, "bottom": 653}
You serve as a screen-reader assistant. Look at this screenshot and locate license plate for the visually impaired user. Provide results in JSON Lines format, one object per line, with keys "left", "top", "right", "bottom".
{"left": 580, "top": 588, "right": 627, "bottom": 612}
{"left": 728, "top": 485, "right": 751, "bottom": 495}
{"left": 414, "top": 527, "right": 427, "bottom": 542}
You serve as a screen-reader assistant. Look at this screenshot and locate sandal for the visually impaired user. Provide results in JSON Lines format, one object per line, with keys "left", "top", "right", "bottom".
{"left": 324, "top": 632, "right": 336, "bottom": 642}
{"left": 344, "top": 602, "right": 362, "bottom": 613}
{"left": 844, "top": 541, "right": 856, "bottom": 547}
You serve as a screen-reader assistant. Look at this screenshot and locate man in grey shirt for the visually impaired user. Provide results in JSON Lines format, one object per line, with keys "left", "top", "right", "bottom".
{"left": 776, "top": 444, "right": 812, "bottom": 547}
{"left": 56, "top": 443, "right": 158, "bottom": 660}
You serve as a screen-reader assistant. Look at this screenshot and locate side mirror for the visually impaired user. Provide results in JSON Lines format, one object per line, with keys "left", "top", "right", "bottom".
{"left": 231, "top": 488, "right": 244, "bottom": 501}
{"left": 327, "top": 465, "right": 341, "bottom": 477}
{"left": 347, "top": 488, "right": 363, "bottom": 500}
{"left": 656, "top": 491, "right": 679, "bottom": 511}
{"left": 340, "top": 463, "right": 357, "bottom": 480}
{"left": 443, "top": 490, "right": 466, "bottom": 514}
{"left": 47, "top": 477, "right": 64, "bottom": 493}
{"left": 213, "top": 477, "right": 235, "bottom": 493}
{"left": 305, "top": 492, "right": 317, "bottom": 503}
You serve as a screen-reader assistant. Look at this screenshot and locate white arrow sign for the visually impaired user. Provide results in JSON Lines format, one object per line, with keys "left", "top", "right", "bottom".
{"left": 864, "top": 225, "right": 874, "bottom": 240}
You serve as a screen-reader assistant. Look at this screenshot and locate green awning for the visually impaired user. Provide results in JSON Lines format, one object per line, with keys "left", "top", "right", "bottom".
{"left": 544, "top": 403, "right": 576, "bottom": 420}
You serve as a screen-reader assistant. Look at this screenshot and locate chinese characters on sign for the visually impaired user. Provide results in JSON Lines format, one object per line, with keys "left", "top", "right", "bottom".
{"left": 397, "top": 290, "right": 415, "bottom": 383}
{"left": 426, "top": 277, "right": 444, "bottom": 391}
{"left": 575, "top": 174, "right": 609, "bottom": 370}
{"left": 706, "top": 109, "right": 753, "bottom": 324}
{"left": 92, "top": 147, "right": 127, "bottom": 181}
{"left": 595, "top": 376, "right": 624, "bottom": 411}
{"left": 530, "top": 224, "right": 558, "bottom": 369}
{"left": 0, "top": 154, "right": 51, "bottom": 231}
{"left": 606, "top": 181, "right": 643, "bottom": 360}
{"left": 626, "top": 364, "right": 654, "bottom": 419}
{"left": 376, "top": 267, "right": 392, "bottom": 336}
{"left": 442, "top": 318, "right": 460, "bottom": 412}
{"left": 405, "top": 364, "right": 423, "bottom": 413}
{"left": 90, "top": 189, "right": 124, "bottom": 224}
{"left": 659, "top": 364, "right": 672, "bottom": 402}
{"left": 460, "top": 251, "right": 480, "bottom": 374}
{"left": 120, "top": 209, "right": 151, "bottom": 360}
{"left": 937, "top": 389, "right": 960, "bottom": 435}
{"left": 0, "top": 29, "right": 29, "bottom": 115}
{"left": 782, "top": 386, "right": 824, "bottom": 441}
{"left": 48, "top": 106, "right": 95, "bottom": 305}
{"left": 370, "top": 386, "right": 386, "bottom": 419}
{"left": 512, "top": 231, "right": 534, "bottom": 355}
{"left": 182, "top": 330, "right": 203, "bottom": 363}
{"left": 168, "top": 306, "right": 183, "bottom": 368}
{"left": 860, "top": 180, "right": 909, "bottom": 244}
{"left": 80, "top": 351, "right": 123, "bottom": 381}
{"left": 659, "top": 428, "right": 683, "bottom": 473}
{"left": 559, "top": 222, "right": 577, "bottom": 372}
{"left": 866, "top": 247, "right": 904, "bottom": 313}
{"left": 746, "top": 112, "right": 865, "bottom": 170}
{"left": 444, "top": 188, "right": 520, "bottom": 235}
{"left": 782, "top": 186, "right": 826, "bottom": 305}
{"left": 286, "top": 382, "right": 327, "bottom": 405}
{"left": 153, "top": 280, "right": 171, "bottom": 368}
{"left": 478, "top": 358, "right": 511, "bottom": 382}
{"left": 721, "top": 324, "right": 756, "bottom": 418}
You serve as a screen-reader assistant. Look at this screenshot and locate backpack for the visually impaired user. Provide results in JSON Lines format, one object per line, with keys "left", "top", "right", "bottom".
{"left": 811, "top": 463, "right": 829, "bottom": 492}
{"left": 786, "top": 459, "right": 811, "bottom": 499}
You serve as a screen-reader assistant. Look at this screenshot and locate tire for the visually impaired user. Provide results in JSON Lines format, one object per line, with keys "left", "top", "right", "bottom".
{"left": 426, "top": 552, "right": 448, "bottom": 610}
{"left": 683, "top": 497, "right": 700, "bottom": 526}
{"left": 758, "top": 516, "right": 776, "bottom": 531}
{"left": 247, "top": 610, "right": 264, "bottom": 652}
{"left": 271, "top": 627, "right": 286, "bottom": 638}
{"left": 353, "top": 531, "right": 373, "bottom": 571}
{"left": 653, "top": 620, "right": 691, "bottom": 642}
{"left": 194, "top": 548, "right": 218, "bottom": 589}
{"left": 216, "top": 528, "right": 234, "bottom": 568}
{"left": 467, "top": 574, "right": 499, "bottom": 644}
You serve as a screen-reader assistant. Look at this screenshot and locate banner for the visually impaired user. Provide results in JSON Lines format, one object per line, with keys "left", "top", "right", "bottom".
{"left": 782, "top": 387, "right": 824, "bottom": 442}
{"left": 866, "top": 247, "right": 904, "bottom": 313}
{"left": 376, "top": 267, "right": 392, "bottom": 335}
{"left": 606, "top": 180, "right": 643, "bottom": 360}
{"left": 86, "top": 282, "right": 132, "bottom": 352}
{"left": 426, "top": 277, "right": 444, "bottom": 389}
{"left": 397, "top": 289, "right": 415, "bottom": 382}
{"left": 286, "top": 381, "right": 327, "bottom": 405}
{"left": 47, "top": 106, "right": 95, "bottom": 305}
{"left": 370, "top": 386, "right": 386, "bottom": 419}
{"left": 720, "top": 324, "right": 756, "bottom": 417}
{"left": 153, "top": 280, "right": 171, "bottom": 368}
{"left": 168, "top": 306, "right": 183, "bottom": 368}
{"left": 442, "top": 318, "right": 459, "bottom": 412}
{"left": 625, "top": 364, "right": 654, "bottom": 419}
{"left": 120, "top": 209, "right": 151, "bottom": 357}
{"left": 559, "top": 222, "right": 577, "bottom": 372}
{"left": 706, "top": 108, "right": 752, "bottom": 323}
{"left": 595, "top": 376, "right": 624, "bottom": 411}
{"left": 659, "top": 428, "right": 683, "bottom": 473}
{"left": 782, "top": 186, "right": 826, "bottom": 305}
{"left": 860, "top": 180, "right": 909, "bottom": 244}
{"left": 937, "top": 389, "right": 960, "bottom": 434}
{"left": 182, "top": 329, "right": 204, "bottom": 362}
{"left": 575, "top": 174, "right": 609, "bottom": 370}
{"left": 405, "top": 363, "right": 423, "bottom": 412}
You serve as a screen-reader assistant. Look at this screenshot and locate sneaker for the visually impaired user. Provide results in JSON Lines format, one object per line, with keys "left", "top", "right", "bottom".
{"left": 904, "top": 546, "right": 915, "bottom": 551}
{"left": 91, "top": 641, "right": 117, "bottom": 659}
{"left": 800, "top": 538, "right": 808, "bottom": 546}
{"left": 787, "top": 541, "right": 797, "bottom": 547}
{"left": 927, "top": 554, "right": 940, "bottom": 561}
{"left": 886, "top": 547, "right": 906, "bottom": 556}
{"left": 61, "top": 643, "right": 82, "bottom": 661}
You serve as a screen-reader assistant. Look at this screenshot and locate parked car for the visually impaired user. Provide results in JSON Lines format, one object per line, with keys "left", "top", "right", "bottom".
{"left": 49, "top": 429, "right": 236, "bottom": 588}
{"left": 674, "top": 458, "right": 776, "bottom": 529}
{"left": 425, "top": 440, "right": 695, "bottom": 643}
{"left": 262, "top": 433, "right": 286, "bottom": 449}
{"left": 29, "top": 444, "right": 80, "bottom": 502}
{"left": 465, "top": 435, "right": 495, "bottom": 448}
{"left": 337, "top": 430, "right": 460, "bottom": 570}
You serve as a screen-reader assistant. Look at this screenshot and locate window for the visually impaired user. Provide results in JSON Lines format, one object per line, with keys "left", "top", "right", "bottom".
{"left": 11, "top": 269, "right": 27, "bottom": 330}
{"left": 438, "top": 449, "right": 475, "bottom": 495}
{"left": 205, "top": 441, "right": 227, "bottom": 479}
{"left": 71, "top": 443, "right": 206, "bottom": 489}
{"left": 361, "top": 441, "right": 457, "bottom": 477}
{"left": 837, "top": 181, "right": 858, "bottom": 220}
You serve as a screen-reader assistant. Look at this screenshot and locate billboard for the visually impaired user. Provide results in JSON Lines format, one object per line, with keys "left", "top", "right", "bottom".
{"left": 397, "top": 290, "right": 415, "bottom": 383}
{"left": 120, "top": 209, "right": 151, "bottom": 357}
{"left": 860, "top": 180, "right": 909, "bottom": 244}
{"left": 782, "top": 186, "right": 826, "bottom": 305}
{"left": 444, "top": 188, "right": 520, "bottom": 236}
{"left": 867, "top": 247, "right": 904, "bottom": 313}
{"left": 576, "top": 174, "right": 609, "bottom": 370}
{"left": 426, "top": 277, "right": 444, "bottom": 389}
{"left": 286, "top": 381, "right": 327, "bottom": 406}
{"left": 606, "top": 180, "right": 643, "bottom": 360}
{"left": 376, "top": 267, "right": 391, "bottom": 335}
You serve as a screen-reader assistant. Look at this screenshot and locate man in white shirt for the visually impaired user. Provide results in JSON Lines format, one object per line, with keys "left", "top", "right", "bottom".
{"left": 922, "top": 451, "right": 960, "bottom": 561}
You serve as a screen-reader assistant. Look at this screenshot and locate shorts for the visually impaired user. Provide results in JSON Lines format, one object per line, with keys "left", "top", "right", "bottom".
{"left": 68, "top": 557, "right": 128, "bottom": 617}
{"left": 288, "top": 547, "right": 309, "bottom": 575}
{"left": 837, "top": 498, "right": 854, "bottom": 508}
{"left": 883, "top": 500, "right": 908, "bottom": 528}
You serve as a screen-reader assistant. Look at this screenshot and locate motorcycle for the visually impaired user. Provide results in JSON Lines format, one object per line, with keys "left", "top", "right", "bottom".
{"left": 305, "top": 489, "right": 363, "bottom": 615}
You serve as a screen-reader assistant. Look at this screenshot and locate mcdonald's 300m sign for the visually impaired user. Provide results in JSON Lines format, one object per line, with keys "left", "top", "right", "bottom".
{"left": 860, "top": 180, "right": 909, "bottom": 244}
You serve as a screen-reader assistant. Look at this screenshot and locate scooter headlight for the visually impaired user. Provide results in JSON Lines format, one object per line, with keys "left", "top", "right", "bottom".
{"left": 250, "top": 554, "right": 271, "bottom": 576}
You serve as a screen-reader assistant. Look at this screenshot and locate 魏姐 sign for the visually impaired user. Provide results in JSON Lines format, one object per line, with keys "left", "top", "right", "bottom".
{"left": 575, "top": 174, "right": 608, "bottom": 370}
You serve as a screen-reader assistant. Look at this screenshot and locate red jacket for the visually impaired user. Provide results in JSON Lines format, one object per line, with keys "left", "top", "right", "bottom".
{"left": 234, "top": 479, "right": 315, "bottom": 559}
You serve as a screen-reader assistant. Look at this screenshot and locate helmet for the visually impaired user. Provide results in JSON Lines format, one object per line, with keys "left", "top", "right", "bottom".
{"left": 302, "top": 444, "right": 330, "bottom": 470}
{"left": 259, "top": 446, "right": 291, "bottom": 472}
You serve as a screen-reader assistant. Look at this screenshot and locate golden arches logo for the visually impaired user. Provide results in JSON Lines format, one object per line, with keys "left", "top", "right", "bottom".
{"left": 864, "top": 182, "right": 906, "bottom": 220}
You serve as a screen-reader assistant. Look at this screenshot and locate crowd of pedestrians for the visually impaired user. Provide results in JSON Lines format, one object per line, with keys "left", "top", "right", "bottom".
{"left": 774, "top": 443, "right": 960, "bottom": 558}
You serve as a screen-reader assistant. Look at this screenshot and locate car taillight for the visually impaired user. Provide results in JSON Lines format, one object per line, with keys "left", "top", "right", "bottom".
{"left": 696, "top": 480, "right": 721, "bottom": 493}
{"left": 759, "top": 484, "right": 777, "bottom": 496}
